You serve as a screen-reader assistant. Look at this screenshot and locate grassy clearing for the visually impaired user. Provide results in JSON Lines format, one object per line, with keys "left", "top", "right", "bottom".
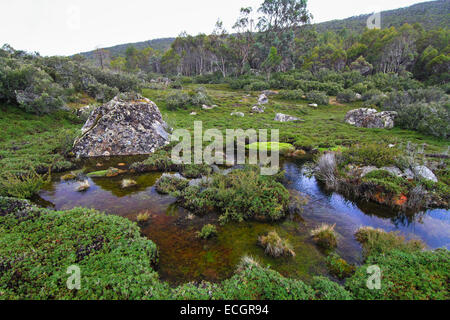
{"left": 142, "top": 85, "right": 449, "bottom": 153}
{"left": 0, "top": 105, "right": 82, "bottom": 176}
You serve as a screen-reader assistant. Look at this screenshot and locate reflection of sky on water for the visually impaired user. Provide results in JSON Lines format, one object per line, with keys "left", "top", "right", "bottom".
{"left": 284, "top": 162, "right": 450, "bottom": 251}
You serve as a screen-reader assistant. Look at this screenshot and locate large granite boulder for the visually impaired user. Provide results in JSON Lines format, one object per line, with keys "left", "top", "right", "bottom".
{"left": 345, "top": 108, "right": 397, "bottom": 129}
{"left": 73, "top": 93, "right": 170, "bottom": 158}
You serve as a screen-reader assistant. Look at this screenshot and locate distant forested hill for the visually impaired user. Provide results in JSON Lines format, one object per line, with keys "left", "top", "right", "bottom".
{"left": 78, "top": 37, "right": 175, "bottom": 59}
{"left": 314, "top": 0, "right": 450, "bottom": 33}
{"left": 77, "top": 0, "right": 449, "bottom": 59}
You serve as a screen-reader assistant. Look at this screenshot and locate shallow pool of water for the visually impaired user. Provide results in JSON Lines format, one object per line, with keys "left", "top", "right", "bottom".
{"left": 37, "top": 157, "right": 450, "bottom": 284}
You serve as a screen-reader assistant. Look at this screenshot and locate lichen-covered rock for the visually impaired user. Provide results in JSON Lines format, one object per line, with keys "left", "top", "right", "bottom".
{"left": 413, "top": 165, "right": 438, "bottom": 182}
{"left": 360, "top": 166, "right": 378, "bottom": 177}
{"left": 73, "top": 93, "right": 170, "bottom": 158}
{"left": 380, "top": 166, "right": 403, "bottom": 177}
{"left": 202, "top": 104, "right": 216, "bottom": 110}
{"left": 345, "top": 108, "right": 397, "bottom": 129}
{"left": 258, "top": 94, "right": 269, "bottom": 105}
{"left": 274, "top": 113, "right": 302, "bottom": 122}
{"left": 251, "top": 105, "right": 265, "bottom": 113}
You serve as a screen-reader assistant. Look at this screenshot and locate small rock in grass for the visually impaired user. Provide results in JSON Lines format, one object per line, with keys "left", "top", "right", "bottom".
{"left": 274, "top": 113, "right": 302, "bottom": 122}
{"left": 308, "top": 103, "right": 318, "bottom": 108}
{"left": 360, "top": 166, "right": 378, "bottom": 177}
{"left": 231, "top": 112, "right": 245, "bottom": 117}
{"left": 251, "top": 105, "right": 265, "bottom": 113}
{"left": 258, "top": 94, "right": 269, "bottom": 105}
{"left": 403, "top": 168, "right": 415, "bottom": 180}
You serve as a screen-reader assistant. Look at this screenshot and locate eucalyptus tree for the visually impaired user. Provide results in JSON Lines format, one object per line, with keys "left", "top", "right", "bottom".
{"left": 232, "top": 7, "right": 257, "bottom": 74}
{"left": 257, "top": 0, "right": 312, "bottom": 71}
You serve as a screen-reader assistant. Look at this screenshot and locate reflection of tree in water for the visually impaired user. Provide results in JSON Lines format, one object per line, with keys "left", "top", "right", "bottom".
{"left": 355, "top": 198, "right": 426, "bottom": 228}
{"left": 92, "top": 172, "right": 161, "bottom": 198}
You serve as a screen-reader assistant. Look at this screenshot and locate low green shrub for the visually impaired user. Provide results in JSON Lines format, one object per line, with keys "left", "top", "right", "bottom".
{"left": 350, "top": 82, "right": 369, "bottom": 94}
{"left": 346, "top": 248, "right": 449, "bottom": 300}
{"left": 306, "top": 91, "right": 329, "bottom": 105}
{"left": 277, "top": 90, "right": 304, "bottom": 100}
{"left": 326, "top": 253, "right": 355, "bottom": 280}
{"left": 169, "top": 80, "right": 183, "bottom": 89}
{"left": 341, "top": 144, "right": 400, "bottom": 168}
{"left": 165, "top": 88, "right": 212, "bottom": 110}
{"left": 155, "top": 175, "right": 189, "bottom": 194}
{"left": 165, "top": 92, "right": 191, "bottom": 110}
{"left": 180, "top": 164, "right": 212, "bottom": 179}
{"left": 311, "top": 276, "right": 353, "bottom": 300}
{"left": 175, "top": 166, "right": 291, "bottom": 223}
{"left": 362, "top": 170, "right": 412, "bottom": 195}
{"left": 215, "top": 259, "right": 316, "bottom": 300}
{"left": 188, "top": 86, "right": 211, "bottom": 106}
{"left": 247, "top": 81, "right": 270, "bottom": 91}
{"left": 381, "top": 88, "right": 449, "bottom": 138}
{"left": 0, "top": 200, "right": 168, "bottom": 299}
{"left": 130, "top": 149, "right": 177, "bottom": 173}
{"left": 337, "top": 89, "right": 358, "bottom": 103}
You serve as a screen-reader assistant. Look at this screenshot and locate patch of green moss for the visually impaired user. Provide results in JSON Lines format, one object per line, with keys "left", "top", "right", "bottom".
{"left": 246, "top": 142, "right": 295, "bottom": 152}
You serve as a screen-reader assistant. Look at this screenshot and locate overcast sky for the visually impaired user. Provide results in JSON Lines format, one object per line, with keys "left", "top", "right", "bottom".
{"left": 0, "top": 0, "right": 431, "bottom": 56}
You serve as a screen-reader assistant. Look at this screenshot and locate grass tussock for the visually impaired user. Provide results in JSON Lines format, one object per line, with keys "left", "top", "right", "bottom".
{"left": 136, "top": 211, "right": 151, "bottom": 225}
{"left": 258, "top": 231, "right": 296, "bottom": 258}
{"left": 196, "top": 224, "right": 217, "bottom": 239}
{"left": 0, "top": 169, "right": 47, "bottom": 199}
{"left": 311, "top": 224, "right": 338, "bottom": 250}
